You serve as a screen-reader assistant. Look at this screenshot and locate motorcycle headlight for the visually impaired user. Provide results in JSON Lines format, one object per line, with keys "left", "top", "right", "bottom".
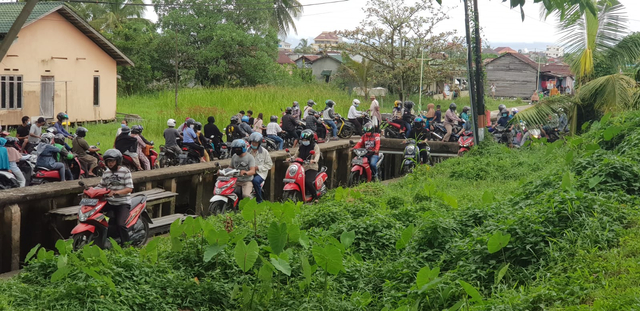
{"left": 405, "top": 145, "right": 416, "bottom": 155}
{"left": 214, "top": 188, "right": 222, "bottom": 195}
{"left": 78, "top": 207, "right": 97, "bottom": 222}
{"left": 462, "top": 144, "right": 470, "bottom": 147}
{"left": 354, "top": 149, "right": 367, "bottom": 157}
{"left": 287, "top": 165, "right": 298, "bottom": 177}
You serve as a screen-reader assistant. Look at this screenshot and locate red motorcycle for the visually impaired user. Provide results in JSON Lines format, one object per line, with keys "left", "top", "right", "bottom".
{"left": 122, "top": 145, "right": 159, "bottom": 171}
{"left": 71, "top": 181, "right": 152, "bottom": 250}
{"left": 458, "top": 130, "right": 474, "bottom": 156}
{"left": 208, "top": 165, "right": 264, "bottom": 215}
{"left": 32, "top": 156, "right": 85, "bottom": 185}
{"left": 348, "top": 148, "right": 384, "bottom": 186}
{"left": 282, "top": 149, "right": 328, "bottom": 203}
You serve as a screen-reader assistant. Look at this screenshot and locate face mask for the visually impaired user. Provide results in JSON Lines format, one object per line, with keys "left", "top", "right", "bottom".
{"left": 354, "top": 104, "right": 359, "bottom": 107}
{"left": 301, "top": 141, "right": 310, "bottom": 146}
{"left": 121, "top": 124, "right": 126, "bottom": 128}
{"left": 251, "top": 145, "right": 258, "bottom": 150}
{"left": 190, "top": 124, "right": 194, "bottom": 129}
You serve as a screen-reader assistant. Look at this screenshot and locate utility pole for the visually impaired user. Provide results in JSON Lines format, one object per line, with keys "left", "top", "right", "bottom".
{"left": 463, "top": 0, "right": 478, "bottom": 147}
{"left": 174, "top": 29, "right": 179, "bottom": 110}
{"left": 472, "top": 0, "right": 484, "bottom": 142}
{"left": 0, "top": 0, "right": 39, "bottom": 61}
{"left": 418, "top": 49, "right": 424, "bottom": 112}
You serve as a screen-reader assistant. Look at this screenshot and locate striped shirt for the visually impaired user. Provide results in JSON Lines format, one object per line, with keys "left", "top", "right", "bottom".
{"left": 96, "top": 166, "right": 134, "bottom": 206}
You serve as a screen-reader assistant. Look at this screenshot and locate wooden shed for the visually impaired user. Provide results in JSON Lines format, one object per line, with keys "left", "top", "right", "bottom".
{"left": 485, "top": 53, "right": 538, "bottom": 99}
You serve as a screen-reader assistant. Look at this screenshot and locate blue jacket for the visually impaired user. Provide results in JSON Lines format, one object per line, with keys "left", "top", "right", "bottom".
{"left": 0, "top": 138, "right": 9, "bottom": 171}
{"left": 183, "top": 127, "right": 197, "bottom": 144}
{"left": 54, "top": 122, "right": 71, "bottom": 137}
{"left": 36, "top": 144, "right": 61, "bottom": 169}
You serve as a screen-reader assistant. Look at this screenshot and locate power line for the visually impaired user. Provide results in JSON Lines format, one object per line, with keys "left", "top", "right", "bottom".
{"left": 64, "top": 0, "right": 349, "bottom": 10}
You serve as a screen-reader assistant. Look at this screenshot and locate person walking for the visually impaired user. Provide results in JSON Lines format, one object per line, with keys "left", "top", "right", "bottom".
{"left": 490, "top": 83, "right": 496, "bottom": 99}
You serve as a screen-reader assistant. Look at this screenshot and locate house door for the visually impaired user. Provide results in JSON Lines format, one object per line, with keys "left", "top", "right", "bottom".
{"left": 40, "top": 76, "right": 55, "bottom": 117}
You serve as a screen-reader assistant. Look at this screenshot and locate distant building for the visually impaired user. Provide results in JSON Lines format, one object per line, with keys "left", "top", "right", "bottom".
{"left": 494, "top": 47, "right": 517, "bottom": 54}
{"left": 278, "top": 41, "right": 291, "bottom": 52}
{"left": 293, "top": 54, "right": 342, "bottom": 82}
{"left": 311, "top": 31, "right": 342, "bottom": 51}
{"left": 482, "top": 48, "right": 498, "bottom": 55}
{"left": 277, "top": 51, "right": 295, "bottom": 65}
{"left": 545, "top": 45, "right": 564, "bottom": 58}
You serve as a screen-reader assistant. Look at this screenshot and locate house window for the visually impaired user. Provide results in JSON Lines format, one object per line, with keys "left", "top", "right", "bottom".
{"left": 0, "top": 75, "right": 23, "bottom": 109}
{"left": 93, "top": 76, "right": 99, "bottom": 106}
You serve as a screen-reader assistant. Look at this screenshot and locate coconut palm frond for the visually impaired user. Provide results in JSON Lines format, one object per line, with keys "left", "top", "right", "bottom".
{"left": 271, "top": 0, "right": 302, "bottom": 36}
{"left": 606, "top": 32, "right": 640, "bottom": 70}
{"left": 511, "top": 98, "right": 574, "bottom": 127}
{"left": 578, "top": 73, "right": 635, "bottom": 112}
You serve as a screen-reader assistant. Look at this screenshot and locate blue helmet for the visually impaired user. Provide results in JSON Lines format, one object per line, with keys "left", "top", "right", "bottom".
{"left": 230, "top": 139, "right": 247, "bottom": 153}
{"left": 242, "top": 116, "right": 250, "bottom": 123}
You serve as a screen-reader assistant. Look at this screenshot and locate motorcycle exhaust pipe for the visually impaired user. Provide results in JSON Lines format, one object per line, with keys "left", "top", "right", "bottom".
{"left": 432, "top": 133, "right": 443, "bottom": 140}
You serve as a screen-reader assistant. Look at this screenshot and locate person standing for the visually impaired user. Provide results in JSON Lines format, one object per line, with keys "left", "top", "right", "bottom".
{"left": 248, "top": 132, "right": 273, "bottom": 203}
{"left": 435, "top": 105, "right": 442, "bottom": 123}
{"left": 27, "top": 117, "right": 46, "bottom": 153}
{"left": 253, "top": 113, "right": 264, "bottom": 133}
{"left": 348, "top": 99, "right": 364, "bottom": 136}
{"left": 490, "top": 83, "right": 496, "bottom": 99}
{"left": 369, "top": 95, "right": 382, "bottom": 132}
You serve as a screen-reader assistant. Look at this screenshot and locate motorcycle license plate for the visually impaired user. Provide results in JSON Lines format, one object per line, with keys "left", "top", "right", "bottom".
{"left": 352, "top": 158, "right": 363, "bottom": 165}
{"left": 80, "top": 198, "right": 99, "bottom": 206}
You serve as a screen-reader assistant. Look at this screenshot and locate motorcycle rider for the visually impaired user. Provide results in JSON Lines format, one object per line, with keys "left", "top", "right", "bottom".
{"left": 353, "top": 122, "right": 381, "bottom": 180}
{"left": 322, "top": 100, "right": 339, "bottom": 141}
{"left": 443, "top": 103, "right": 462, "bottom": 142}
{"left": 194, "top": 122, "right": 210, "bottom": 162}
{"left": 16, "top": 116, "right": 31, "bottom": 148}
{"left": 266, "top": 116, "right": 285, "bottom": 150}
{"left": 53, "top": 134, "right": 75, "bottom": 178}
{"left": 510, "top": 108, "right": 519, "bottom": 120}
{"left": 303, "top": 100, "right": 316, "bottom": 119}
{"left": 130, "top": 125, "right": 150, "bottom": 170}
{"left": 229, "top": 139, "right": 256, "bottom": 199}
{"left": 54, "top": 112, "right": 73, "bottom": 150}
{"left": 291, "top": 101, "right": 301, "bottom": 121}
{"left": 240, "top": 116, "right": 254, "bottom": 135}
{"left": 183, "top": 118, "right": 205, "bottom": 162}
{"left": 348, "top": 99, "right": 364, "bottom": 136}
{"left": 36, "top": 133, "right": 72, "bottom": 181}
{"left": 27, "top": 117, "right": 46, "bottom": 154}
{"left": 290, "top": 130, "right": 321, "bottom": 202}
{"left": 282, "top": 107, "right": 298, "bottom": 148}
{"left": 391, "top": 100, "right": 408, "bottom": 134}
{"left": 405, "top": 117, "right": 430, "bottom": 164}
{"left": 3, "top": 137, "right": 26, "bottom": 187}
{"left": 164, "top": 119, "right": 183, "bottom": 156}
{"left": 114, "top": 126, "right": 142, "bottom": 170}
{"left": 226, "top": 116, "right": 247, "bottom": 141}
{"left": 248, "top": 132, "right": 273, "bottom": 203}
{"left": 460, "top": 106, "right": 471, "bottom": 132}
{"left": 492, "top": 108, "right": 514, "bottom": 147}
{"left": 305, "top": 109, "right": 326, "bottom": 143}
{"left": 72, "top": 127, "right": 100, "bottom": 177}
{"left": 402, "top": 101, "right": 416, "bottom": 138}
{"left": 204, "top": 116, "right": 224, "bottom": 153}
{"left": 95, "top": 149, "right": 134, "bottom": 246}
{"left": 424, "top": 103, "right": 436, "bottom": 129}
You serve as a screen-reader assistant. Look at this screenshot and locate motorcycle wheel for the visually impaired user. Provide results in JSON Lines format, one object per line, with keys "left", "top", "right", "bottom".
{"left": 282, "top": 190, "right": 301, "bottom": 203}
{"left": 264, "top": 139, "right": 277, "bottom": 151}
{"left": 159, "top": 156, "right": 168, "bottom": 168}
{"left": 338, "top": 127, "right": 354, "bottom": 139}
{"left": 131, "top": 217, "right": 150, "bottom": 247}
{"left": 209, "top": 201, "right": 228, "bottom": 216}
{"left": 72, "top": 232, "right": 96, "bottom": 251}
{"left": 401, "top": 164, "right": 414, "bottom": 175}
{"left": 347, "top": 171, "right": 364, "bottom": 187}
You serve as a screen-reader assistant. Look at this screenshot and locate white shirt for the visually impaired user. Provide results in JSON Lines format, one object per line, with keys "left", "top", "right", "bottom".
{"left": 348, "top": 105, "right": 363, "bottom": 119}
{"left": 249, "top": 146, "right": 273, "bottom": 180}
{"left": 266, "top": 122, "right": 282, "bottom": 136}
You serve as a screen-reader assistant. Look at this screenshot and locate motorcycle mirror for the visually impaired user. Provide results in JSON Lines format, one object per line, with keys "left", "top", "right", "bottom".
{"left": 285, "top": 148, "right": 290, "bottom": 153}
{"left": 310, "top": 150, "right": 315, "bottom": 155}
{"left": 215, "top": 162, "right": 220, "bottom": 167}
{"left": 210, "top": 135, "right": 214, "bottom": 139}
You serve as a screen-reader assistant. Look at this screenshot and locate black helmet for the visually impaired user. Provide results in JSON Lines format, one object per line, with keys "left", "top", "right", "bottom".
{"left": 103, "top": 149, "right": 123, "bottom": 168}
{"left": 325, "top": 100, "right": 335, "bottom": 107}
{"left": 285, "top": 107, "right": 293, "bottom": 114}
{"left": 307, "top": 100, "right": 316, "bottom": 107}
{"left": 120, "top": 126, "right": 131, "bottom": 135}
{"left": 300, "top": 129, "right": 314, "bottom": 142}
{"left": 270, "top": 115, "right": 278, "bottom": 122}
{"left": 307, "top": 109, "right": 316, "bottom": 116}
{"left": 194, "top": 122, "right": 202, "bottom": 131}
{"left": 131, "top": 125, "right": 143, "bottom": 134}
{"left": 463, "top": 106, "right": 470, "bottom": 113}
{"left": 404, "top": 101, "right": 415, "bottom": 109}
{"left": 185, "top": 118, "right": 196, "bottom": 126}
{"left": 498, "top": 104, "right": 506, "bottom": 111}
{"left": 54, "top": 134, "right": 65, "bottom": 145}
{"left": 4, "top": 136, "right": 18, "bottom": 146}
{"left": 230, "top": 116, "right": 239, "bottom": 124}
{"left": 76, "top": 126, "right": 88, "bottom": 137}
{"left": 56, "top": 112, "right": 68, "bottom": 122}
{"left": 449, "top": 103, "right": 457, "bottom": 110}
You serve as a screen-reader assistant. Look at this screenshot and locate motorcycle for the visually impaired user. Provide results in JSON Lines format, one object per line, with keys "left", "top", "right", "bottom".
{"left": 158, "top": 145, "right": 182, "bottom": 168}
{"left": 400, "top": 139, "right": 432, "bottom": 175}
{"left": 208, "top": 165, "right": 264, "bottom": 216}
{"left": 492, "top": 126, "right": 512, "bottom": 145}
{"left": 347, "top": 148, "right": 384, "bottom": 186}
{"left": 71, "top": 181, "right": 152, "bottom": 250}
{"left": 178, "top": 145, "right": 202, "bottom": 165}
{"left": 123, "top": 144, "right": 160, "bottom": 171}
{"left": 82, "top": 143, "right": 106, "bottom": 177}
{"left": 282, "top": 149, "right": 328, "bottom": 203}
{"left": 32, "top": 156, "right": 85, "bottom": 185}
{"left": 432, "top": 122, "right": 464, "bottom": 142}
{"left": 458, "top": 131, "right": 474, "bottom": 156}
{"left": 330, "top": 115, "right": 356, "bottom": 139}
{"left": 382, "top": 118, "right": 405, "bottom": 139}
{"left": 0, "top": 170, "right": 20, "bottom": 189}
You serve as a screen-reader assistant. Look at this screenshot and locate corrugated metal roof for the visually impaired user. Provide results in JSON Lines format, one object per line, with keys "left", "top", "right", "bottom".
{"left": 486, "top": 52, "right": 538, "bottom": 71}
{"left": 0, "top": 2, "right": 133, "bottom": 66}
{"left": 277, "top": 51, "right": 294, "bottom": 64}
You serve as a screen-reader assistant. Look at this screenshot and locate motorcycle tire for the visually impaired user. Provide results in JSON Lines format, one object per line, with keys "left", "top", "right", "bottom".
{"left": 264, "top": 139, "right": 278, "bottom": 151}
{"left": 401, "top": 164, "right": 414, "bottom": 175}
{"left": 338, "top": 127, "right": 354, "bottom": 139}
{"left": 347, "top": 171, "right": 364, "bottom": 187}
{"left": 209, "top": 201, "right": 229, "bottom": 216}
{"left": 72, "top": 232, "right": 96, "bottom": 251}
{"left": 282, "top": 190, "right": 302, "bottom": 203}
{"left": 130, "top": 217, "right": 150, "bottom": 247}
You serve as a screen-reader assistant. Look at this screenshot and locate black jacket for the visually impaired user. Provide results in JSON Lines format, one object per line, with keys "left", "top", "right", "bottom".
{"left": 114, "top": 133, "right": 138, "bottom": 153}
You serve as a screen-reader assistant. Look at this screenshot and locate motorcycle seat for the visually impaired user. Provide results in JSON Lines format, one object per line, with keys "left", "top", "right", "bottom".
{"left": 130, "top": 195, "right": 147, "bottom": 208}
{"left": 36, "top": 166, "right": 51, "bottom": 171}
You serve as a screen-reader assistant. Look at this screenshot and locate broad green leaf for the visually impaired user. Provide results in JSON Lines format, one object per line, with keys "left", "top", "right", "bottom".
{"left": 287, "top": 223, "right": 301, "bottom": 243}
{"left": 301, "top": 255, "right": 312, "bottom": 286}
{"left": 258, "top": 262, "right": 273, "bottom": 282}
{"left": 312, "top": 244, "right": 343, "bottom": 275}
{"left": 55, "top": 239, "right": 70, "bottom": 255}
{"left": 418, "top": 277, "right": 442, "bottom": 294}
{"left": 585, "top": 143, "right": 601, "bottom": 151}
{"left": 109, "top": 238, "right": 124, "bottom": 254}
{"left": 561, "top": 172, "right": 572, "bottom": 190}
{"left": 459, "top": 280, "right": 483, "bottom": 302}
{"left": 81, "top": 267, "right": 103, "bottom": 281}
{"left": 268, "top": 221, "right": 288, "bottom": 255}
{"left": 103, "top": 275, "right": 116, "bottom": 291}
{"left": 447, "top": 300, "right": 464, "bottom": 311}
{"left": 299, "top": 231, "right": 310, "bottom": 249}
{"left": 271, "top": 202, "right": 297, "bottom": 224}
{"left": 205, "top": 228, "right": 230, "bottom": 246}
{"left": 481, "top": 191, "right": 494, "bottom": 204}
{"left": 565, "top": 150, "right": 574, "bottom": 165}
{"left": 600, "top": 112, "right": 612, "bottom": 124}
{"left": 396, "top": 224, "right": 415, "bottom": 250}
{"left": 234, "top": 240, "right": 259, "bottom": 272}
{"left": 334, "top": 187, "right": 346, "bottom": 201}
{"left": 416, "top": 265, "right": 440, "bottom": 289}
{"left": 589, "top": 175, "right": 604, "bottom": 188}
{"left": 423, "top": 181, "right": 436, "bottom": 197}
{"left": 25, "top": 244, "right": 41, "bottom": 263}
{"left": 603, "top": 126, "right": 622, "bottom": 141}
{"left": 340, "top": 231, "right": 356, "bottom": 249}
{"left": 270, "top": 256, "right": 292, "bottom": 276}
{"left": 487, "top": 231, "right": 511, "bottom": 254}
{"left": 145, "top": 237, "right": 160, "bottom": 253}
{"left": 51, "top": 266, "right": 70, "bottom": 282}
{"left": 182, "top": 216, "right": 200, "bottom": 237}
{"left": 171, "top": 237, "right": 183, "bottom": 252}
{"left": 203, "top": 244, "right": 226, "bottom": 262}
{"left": 494, "top": 263, "right": 510, "bottom": 285}
{"left": 230, "top": 230, "right": 249, "bottom": 245}
{"left": 570, "top": 137, "right": 584, "bottom": 146}
{"left": 442, "top": 193, "right": 458, "bottom": 208}
{"left": 169, "top": 218, "right": 183, "bottom": 238}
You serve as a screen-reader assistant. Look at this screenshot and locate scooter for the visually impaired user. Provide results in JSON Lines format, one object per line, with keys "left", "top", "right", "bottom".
{"left": 348, "top": 148, "right": 384, "bottom": 186}
{"left": 208, "top": 165, "right": 263, "bottom": 215}
{"left": 382, "top": 118, "right": 405, "bottom": 139}
{"left": 282, "top": 149, "right": 328, "bottom": 203}
{"left": 400, "top": 139, "right": 432, "bottom": 175}
{"left": 31, "top": 156, "right": 85, "bottom": 185}
{"left": 82, "top": 143, "right": 106, "bottom": 177}
{"left": 457, "top": 131, "right": 474, "bottom": 156}
{"left": 71, "top": 181, "right": 152, "bottom": 250}
{"left": 179, "top": 145, "right": 203, "bottom": 165}
{"left": 158, "top": 145, "right": 182, "bottom": 168}
{"left": 0, "top": 170, "right": 20, "bottom": 189}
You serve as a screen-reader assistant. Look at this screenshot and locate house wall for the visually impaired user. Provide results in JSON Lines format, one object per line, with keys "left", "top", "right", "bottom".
{"left": 0, "top": 12, "right": 117, "bottom": 126}
{"left": 485, "top": 55, "right": 537, "bottom": 98}
{"left": 311, "top": 58, "right": 340, "bottom": 81}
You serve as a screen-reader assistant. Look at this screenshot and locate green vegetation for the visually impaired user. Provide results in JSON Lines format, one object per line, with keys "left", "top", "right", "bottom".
{"left": 2, "top": 110, "right": 640, "bottom": 310}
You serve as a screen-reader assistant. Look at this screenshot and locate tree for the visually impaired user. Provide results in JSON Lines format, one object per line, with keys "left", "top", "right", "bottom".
{"left": 341, "top": 54, "right": 375, "bottom": 98}
{"left": 340, "top": 0, "right": 459, "bottom": 100}
{"left": 271, "top": 0, "right": 303, "bottom": 36}
{"left": 294, "top": 39, "right": 315, "bottom": 54}
{"left": 70, "top": 0, "right": 149, "bottom": 33}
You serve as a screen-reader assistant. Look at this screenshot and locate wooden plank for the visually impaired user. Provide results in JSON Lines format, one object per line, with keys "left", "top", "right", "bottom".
{"left": 148, "top": 214, "right": 196, "bottom": 235}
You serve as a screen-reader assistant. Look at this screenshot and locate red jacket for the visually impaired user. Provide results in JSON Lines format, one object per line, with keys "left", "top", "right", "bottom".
{"left": 354, "top": 133, "right": 381, "bottom": 154}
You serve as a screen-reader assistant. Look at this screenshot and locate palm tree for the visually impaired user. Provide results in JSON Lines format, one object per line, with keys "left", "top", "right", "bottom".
{"left": 342, "top": 54, "right": 374, "bottom": 98}
{"left": 271, "top": 0, "right": 303, "bottom": 36}
{"left": 85, "top": 0, "right": 149, "bottom": 33}
{"left": 294, "top": 39, "right": 314, "bottom": 54}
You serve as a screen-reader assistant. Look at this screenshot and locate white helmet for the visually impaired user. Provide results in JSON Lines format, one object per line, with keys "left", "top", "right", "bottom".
{"left": 352, "top": 99, "right": 360, "bottom": 106}
{"left": 167, "top": 118, "right": 176, "bottom": 127}
{"left": 511, "top": 108, "right": 519, "bottom": 114}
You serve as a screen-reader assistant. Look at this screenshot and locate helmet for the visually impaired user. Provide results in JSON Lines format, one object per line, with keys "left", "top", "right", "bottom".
{"left": 56, "top": 112, "right": 68, "bottom": 122}
{"left": 498, "top": 104, "right": 506, "bottom": 111}
{"left": 325, "top": 100, "right": 335, "bottom": 107}
{"left": 353, "top": 99, "right": 360, "bottom": 106}
{"left": 414, "top": 117, "right": 425, "bottom": 127}
{"left": 54, "top": 134, "right": 65, "bottom": 145}
{"left": 394, "top": 100, "right": 402, "bottom": 108}
{"left": 362, "top": 122, "right": 374, "bottom": 133}
{"left": 76, "top": 127, "right": 88, "bottom": 137}
{"left": 307, "top": 109, "right": 316, "bottom": 116}
{"left": 285, "top": 107, "right": 292, "bottom": 114}
{"left": 300, "top": 129, "right": 314, "bottom": 141}
{"left": 103, "top": 149, "right": 123, "bottom": 167}
{"left": 40, "top": 132, "right": 54, "bottom": 144}
{"left": 558, "top": 107, "right": 564, "bottom": 113}
{"left": 463, "top": 106, "right": 470, "bottom": 113}
{"left": 208, "top": 116, "right": 215, "bottom": 124}
{"left": 307, "top": 100, "right": 316, "bottom": 107}
{"left": 167, "top": 119, "right": 176, "bottom": 127}
{"left": 194, "top": 122, "right": 202, "bottom": 131}
{"left": 500, "top": 108, "right": 509, "bottom": 117}
{"left": 313, "top": 110, "right": 321, "bottom": 117}
{"left": 46, "top": 127, "right": 57, "bottom": 134}
{"left": 242, "top": 116, "right": 250, "bottom": 123}
{"left": 230, "top": 116, "right": 239, "bottom": 124}
{"left": 131, "top": 125, "right": 143, "bottom": 134}
{"left": 449, "top": 102, "right": 457, "bottom": 110}
{"left": 249, "top": 132, "right": 263, "bottom": 143}
{"left": 5, "top": 136, "right": 18, "bottom": 145}
{"left": 293, "top": 101, "right": 299, "bottom": 107}
{"left": 511, "top": 108, "right": 519, "bottom": 114}
{"left": 120, "top": 126, "right": 131, "bottom": 135}
{"left": 186, "top": 118, "right": 196, "bottom": 126}
{"left": 230, "top": 139, "right": 247, "bottom": 153}
{"left": 270, "top": 115, "right": 278, "bottom": 122}
{"left": 404, "top": 101, "right": 415, "bottom": 109}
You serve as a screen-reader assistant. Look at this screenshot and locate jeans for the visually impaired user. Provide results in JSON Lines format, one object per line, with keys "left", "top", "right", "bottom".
{"left": 268, "top": 135, "right": 284, "bottom": 150}
{"left": 324, "top": 119, "right": 337, "bottom": 137}
{"left": 9, "top": 162, "right": 25, "bottom": 187}
{"left": 405, "top": 123, "right": 412, "bottom": 138}
{"left": 50, "top": 162, "right": 68, "bottom": 181}
{"left": 368, "top": 154, "right": 379, "bottom": 178}
{"left": 252, "top": 174, "right": 265, "bottom": 203}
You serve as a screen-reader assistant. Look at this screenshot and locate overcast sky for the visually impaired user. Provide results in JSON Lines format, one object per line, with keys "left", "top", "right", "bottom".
{"left": 144, "top": 0, "right": 640, "bottom": 50}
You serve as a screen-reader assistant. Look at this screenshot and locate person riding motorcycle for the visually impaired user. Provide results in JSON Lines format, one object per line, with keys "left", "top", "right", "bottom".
{"left": 405, "top": 117, "right": 430, "bottom": 164}
{"left": 443, "top": 103, "right": 462, "bottom": 142}
{"left": 248, "top": 132, "right": 273, "bottom": 203}
{"left": 402, "top": 101, "right": 416, "bottom": 137}
{"left": 266, "top": 115, "right": 285, "bottom": 150}
{"left": 229, "top": 139, "right": 256, "bottom": 199}
{"left": 183, "top": 118, "right": 205, "bottom": 162}
{"left": 94, "top": 149, "right": 134, "bottom": 246}
{"left": 460, "top": 106, "right": 471, "bottom": 132}
{"left": 36, "top": 133, "right": 72, "bottom": 181}
{"left": 226, "top": 116, "right": 246, "bottom": 141}
{"left": 353, "top": 122, "right": 381, "bottom": 180}
{"left": 492, "top": 108, "right": 514, "bottom": 147}
{"left": 240, "top": 116, "right": 254, "bottom": 136}
{"left": 348, "top": 99, "right": 365, "bottom": 135}
{"left": 290, "top": 130, "right": 321, "bottom": 202}
{"left": 204, "top": 116, "right": 224, "bottom": 152}
{"left": 3, "top": 137, "right": 26, "bottom": 187}
{"left": 282, "top": 107, "right": 299, "bottom": 148}
{"left": 164, "top": 119, "right": 183, "bottom": 156}
{"left": 54, "top": 112, "right": 73, "bottom": 150}
{"left": 72, "top": 127, "right": 100, "bottom": 176}
{"left": 194, "top": 122, "right": 210, "bottom": 162}
{"left": 130, "top": 125, "right": 150, "bottom": 170}
{"left": 291, "top": 101, "right": 301, "bottom": 121}
{"left": 322, "top": 100, "right": 339, "bottom": 140}
{"left": 114, "top": 126, "right": 142, "bottom": 170}
{"left": 305, "top": 109, "right": 326, "bottom": 142}
{"left": 303, "top": 100, "right": 316, "bottom": 119}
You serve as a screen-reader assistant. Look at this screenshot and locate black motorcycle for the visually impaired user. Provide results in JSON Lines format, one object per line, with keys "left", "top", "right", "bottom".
{"left": 432, "top": 122, "right": 463, "bottom": 142}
